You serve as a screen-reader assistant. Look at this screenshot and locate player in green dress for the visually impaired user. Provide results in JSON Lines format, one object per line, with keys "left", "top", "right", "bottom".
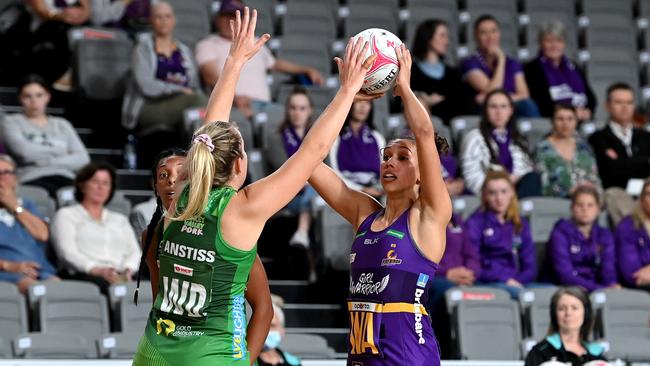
{"left": 133, "top": 7, "right": 378, "bottom": 365}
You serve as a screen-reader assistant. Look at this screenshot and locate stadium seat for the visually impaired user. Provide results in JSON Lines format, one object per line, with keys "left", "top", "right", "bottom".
{"left": 108, "top": 281, "right": 152, "bottom": 333}
{"left": 245, "top": 0, "right": 276, "bottom": 37}
{"left": 344, "top": 3, "right": 398, "bottom": 39}
{"left": 246, "top": 149, "right": 268, "bottom": 183}
{"left": 519, "top": 197, "right": 571, "bottom": 244}
{"left": 452, "top": 195, "right": 481, "bottom": 219}
{"left": 106, "top": 190, "right": 133, "bottom": 217}
{"left": 451, "top": 115, "right": 480, "bottom": 148}
{"left": 97, "top": 332, "right": 141, "bottom": 359}
{"left": 277, "top": 35, "right": 333, "bottom": 78}
{"left": 518, "top": 286, "right": 558, "bottom": 340}
{"left": 165, "top": 0, "right": 211, "bottom": 49}
{"left": 261, "top": 119, "right": 288, "bottom": 171}
{"left": 73, "top": 37, "right": 132, "bottom": 101}
{"left": 516, "top": 117, "right": 552, "bottom": 153}
{"left": 16, "top": 185, "right": 55, "bottom": 221}
{"left": 12, "top": 333, "right": 97, "bottom": 359}
{"left": 282, "top": 2, "right": 337, "bottom": 45}
{"left": 591, "top": 288, "right": 650, "bottom": 361}
{"left": 0, "top": 283, "right": 27, "bottom": 357}
{"left": 315, "top": 204, "right": 354, "bottom": 271}
{"left": 280, "top": 333, "right": 336, "bottom": 359}
{"left": 582, "top": 0, "right": 634, "bottom": 20}
{"left": 457, "top": 299, "right": 522, "bottom": 360}
{"left": 27, "top": 281, "right": 109, "bottom": 337}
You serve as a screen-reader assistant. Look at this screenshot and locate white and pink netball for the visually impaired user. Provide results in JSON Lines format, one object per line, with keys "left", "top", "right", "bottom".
{"left": 353, "top": 28, "right": 402, "bottom": 94}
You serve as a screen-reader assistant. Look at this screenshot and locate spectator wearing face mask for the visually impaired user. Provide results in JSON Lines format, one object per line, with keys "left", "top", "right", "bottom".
{"left": 258, "top": 303, "right": 302, "bottom": 366}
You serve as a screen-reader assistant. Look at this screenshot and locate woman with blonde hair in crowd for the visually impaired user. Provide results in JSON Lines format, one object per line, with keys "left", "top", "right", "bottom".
{"left": 616, "top": 179, "right": 650, "bottom": 292}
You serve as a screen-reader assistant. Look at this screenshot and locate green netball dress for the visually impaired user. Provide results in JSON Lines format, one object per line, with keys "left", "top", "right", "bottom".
{"left": 133, "top": 186, "right": 256, "bottom": 366}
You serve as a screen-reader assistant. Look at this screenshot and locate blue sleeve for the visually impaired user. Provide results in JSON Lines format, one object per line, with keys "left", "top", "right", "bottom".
{"left": 22, "top": 198, "right": 44, "bottom": 220}
{"left": 515, "top": 219, "right": 537, "bottom": 284}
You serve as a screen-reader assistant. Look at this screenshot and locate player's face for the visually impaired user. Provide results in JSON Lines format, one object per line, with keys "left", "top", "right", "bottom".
{"left": 350, "top": 101, "right": 371, "bottom": 123}
{"left": 155, "top": 155, "right": 185, "bottom": 210}
{"left": 552, "top": 108, "right": 577, "bottom": 139}
{"left": 20, "top": 83, "right": 50, "bottom": 118}
{"left": 571, "top": 193, "right": 600, "bottom": 226}
{"left": 380, "top": 140, "right": 418, "bottom": 193}
{"left": 640, "top": 185, "right": 650, "bottom": 216}
{"left": 476, "top": 19, "right": 500, "bottom": 51}
{"left": 82, "top": 170, "right": 112, "bottom": 206}
{"left": 287, "top": 94, "right": 312, "bottom": 129}
{"left": 556, "top": 294, "right": 585, "bottom": 334}
{"left": 483, "top": 178, "right": 513, "bottom": 216}
{"left": 430, "top": 24, "right": 449, "bottom": 56}
{"left": 485, "top": 93, "right": 513, "bottom": 130}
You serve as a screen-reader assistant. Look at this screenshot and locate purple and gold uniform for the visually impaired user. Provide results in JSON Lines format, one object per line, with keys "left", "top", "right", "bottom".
{"left": 347, "top": 208, "right": 440, "bottom": 366}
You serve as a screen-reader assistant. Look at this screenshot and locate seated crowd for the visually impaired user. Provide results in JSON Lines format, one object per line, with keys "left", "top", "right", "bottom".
{"left": 0, "top": 1, "right": 649, "bottom": 363}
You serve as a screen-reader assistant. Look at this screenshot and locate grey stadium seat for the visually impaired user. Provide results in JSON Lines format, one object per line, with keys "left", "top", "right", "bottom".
{"left": 12, "top": 333, "right": 96, "bottom": 359}
{"left": 452, "top": 195, "right": 481, "bottom": 219}
{"left": 261, "top": 120, "right": 288, "bottom": 171}
{"left": 282, "top": 2, "right": 337, "bottom": 45}
{"left": 246, "top": 148, "right": 268, "bottom": 183}
{"left": 0, "top": 283, "right": 27, "bottom": 357}
{"left": 165, "top": 0, "right": 211, "bottom": 49}
{"left": 17, "top": 185, "right": 55, "bottom": 221}
{"left": 519, "top": 197, "right": 571, "bottom": 244}
{"left": 591, "top": 288, "right": 650, "bottom": 361}
{"left": 73, "top": 37, "right": 132, "bottom": 100}
{"left": 245, "top": 0, "right": 275, "bottom": 37}
{"left": 518, "top": 286, "right": 558, "bottom": 340}
{"left": 280, "top": 333, "right": 336, "bottom": 359}
{"left": 516, "top": 117, "right": 552, "bottom": 154}
{"left": 450, "top": 115, "right": 480, "bottom": 148}
{"left": 315, "top": 205, "right": 354, "bottom": 271}
{"left": 277, "top": 35, "right": 332, "bottom": 78}
{"left": 27, "top": 281, "right": 109, "bottom": 337}
{"left": 457, "top": 299, "right": 522, "bottom": 360}
{"left": 108, "top": 281, "right": 152, "bottom": 333}
{"left": 344, "top": 3, "right": 398, "bottom": 39}
{"left": 582, "top": 0, "right": 633, "bottom": 20}
{"left": 106, "top": 190, "right": 132, "bottom": 217}
{"left": 97, "top": 332, "right": 142, "bottom": 359}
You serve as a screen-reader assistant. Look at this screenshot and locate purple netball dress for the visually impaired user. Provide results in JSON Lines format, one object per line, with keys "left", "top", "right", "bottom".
{"left": 347, "top": 208, "right": 441, "bottom": 366}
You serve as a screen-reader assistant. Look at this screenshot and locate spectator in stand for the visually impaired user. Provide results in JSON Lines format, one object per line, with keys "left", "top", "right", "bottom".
{"left": 195, "top": 0, "right": 324, "bottom": 119}
{"left": 427, "top": 213, "right": 479, "bottom": 358}
{"left": 462, "top": 14, "right": 540, "bottom": 117}
{"left": 524, "top": 20, "right": 596, "bottom": 120}
{"left": 525, "top": 287, "right": 607, "bottom": 366}
{"left": 615, "top": 179, "right": 650, "bottom": 292}
{"left": 410, "top": 19, "right": 462, "bottom": 124}
{"left": 460, "top": 89, "right": 540, "bottom": 197}
{"left": 258, "top": 302, "right": 302, "bottom": 366}
{"left": 277, "top": 87, "right": 317, "bottom": 250}
{"left": 546, "top": 186, "right": 619, "bottom": 292}
{"left": 122, "top": 1, "right": 207, "bottom": 167}
{"left": 465, "top": 169, "right": 537, "bottom": 299}
{"left": 23, "top": 0, "right": 91, "bottom": 88}
{"left": 0, "top": 154, "right": 58, "bottom": 294}
{"left": 90, "top": 0, "right": 151, "bottom": 35}
{"left": 0, "top": 75, "right": 90, "bottom": 198}
{"left": 52, "top": 162, "right": 141, "bottom": 293}
{"left": 329, "top": 101, "right": 385, "bottom": 200}
{"left": 441, "top": 153, "right": 465, "bottom": 197}
{"left": 588, "top": 83, "right": 650, "bottom": 225}
{"left": 535, "top": 104, "right": 601, "bottom": 198}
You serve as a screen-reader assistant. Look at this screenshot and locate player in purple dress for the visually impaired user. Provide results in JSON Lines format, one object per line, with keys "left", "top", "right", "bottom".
{"left": 309, "top": 45, "right": 452, "bottom": 366}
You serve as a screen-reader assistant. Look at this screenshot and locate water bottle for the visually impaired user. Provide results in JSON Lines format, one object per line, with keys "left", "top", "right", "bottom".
{"left": 123, "top": 134, "right": 137, "bottom": 171}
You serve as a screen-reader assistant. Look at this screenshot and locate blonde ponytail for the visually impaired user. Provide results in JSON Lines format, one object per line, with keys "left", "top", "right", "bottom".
{"left": 171, "top": 120, "right": 243, "bottom": 221}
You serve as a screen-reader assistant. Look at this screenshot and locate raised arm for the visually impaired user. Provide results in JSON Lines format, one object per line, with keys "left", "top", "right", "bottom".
{"left": 234, "top": 39, "right": 374, "bottom": 224}
{"left": 308, "top": 162, "right": 382, "bottom": 229}
{"left": 203, "top": 7, "right": 271, "bottom": 124}
{"left": 395, "top": 45, "right": 452, "bottom": 224}
{"left": 244, "top": 256, "right": 273, "bottom": 363}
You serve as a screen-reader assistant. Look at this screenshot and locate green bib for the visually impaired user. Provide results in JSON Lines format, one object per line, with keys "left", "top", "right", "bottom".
{"left": 134, "top": 186, "right": 256, "bottom": 366}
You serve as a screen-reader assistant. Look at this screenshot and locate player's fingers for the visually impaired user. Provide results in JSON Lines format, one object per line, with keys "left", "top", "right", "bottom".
{"left": 248, "top": 8, "right": 257, "bottom": 37}
{"left": 344, "top": 38, "right": 353, "bottom": 65}
{"left": 356, "top": 41, "right": 370, "bottom": 65}
{"left": 234, "top": 10, "right": 241, "bottom": 37}
{"left": 229, "top": 20, "right": 235, "bottom": 41}
{"left": 240, "top": 7, "right": 250, "bottom": 36}
{"left": 362, "top": 54, "right": 376, "bottom": 71}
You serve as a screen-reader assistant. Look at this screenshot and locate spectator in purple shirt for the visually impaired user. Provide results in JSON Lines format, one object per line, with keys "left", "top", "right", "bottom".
{"left": 329, "top": 101, "right": 385, "bottom": 199}
{"left": 462, "top": 14, "right": 540, "bottom": 117}
{"left": 440, "top": 153, "right": 465, "bottom": 197}
{"left": 616, "top": 179, "right": 650, "bottom": 292}
{"left": 546, "top": 186, "right": 619, "bottom": 292}
{"left": 465, "top": 169, "right": 537, "bottom": 298}
{"left": 277, "top": 87, "right": 318, "bottom": 251}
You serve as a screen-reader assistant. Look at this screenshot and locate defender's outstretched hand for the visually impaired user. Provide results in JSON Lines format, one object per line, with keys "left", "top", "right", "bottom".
{"left": 393, "top": 44, "right": 412, "bottom": 97}
{"left": 334, "top": 38, "right": 382, "bottom": 100}
{"left": 228, "top": 7, "right": 271, "bottom": 63}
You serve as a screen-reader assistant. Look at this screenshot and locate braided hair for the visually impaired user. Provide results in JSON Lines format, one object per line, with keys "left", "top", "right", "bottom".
{"left": 134, "top": 148, "right": 187, "bottom": 305}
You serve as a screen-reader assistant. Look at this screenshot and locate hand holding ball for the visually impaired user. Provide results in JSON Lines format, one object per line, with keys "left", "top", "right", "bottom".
{"left": 353, "top": 28, "right": 403, "bottom": 94}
